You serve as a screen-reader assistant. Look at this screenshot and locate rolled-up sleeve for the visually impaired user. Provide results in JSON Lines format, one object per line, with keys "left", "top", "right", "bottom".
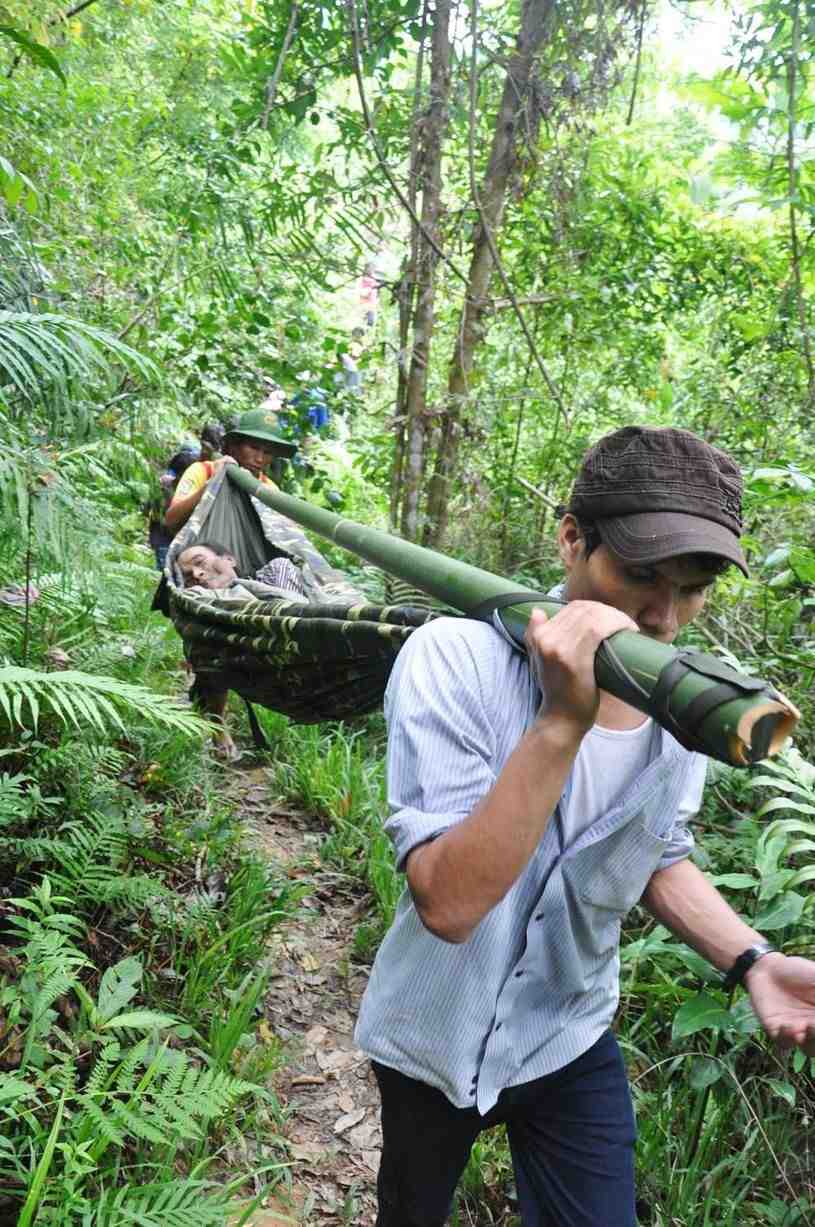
{"left": 655, "top": 752, "right": 707, "bottom": 870}
{"left": 383, "top": 619, "right": 499, "bottom": 871}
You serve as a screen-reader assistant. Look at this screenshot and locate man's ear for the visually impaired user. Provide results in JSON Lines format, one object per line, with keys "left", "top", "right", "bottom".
{"left": 558, "top": 514, "right": 584, "bottom": 572}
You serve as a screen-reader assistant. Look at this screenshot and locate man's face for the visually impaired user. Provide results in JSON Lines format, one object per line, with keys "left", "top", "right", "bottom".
{"left": 560, "top": 517, "right": 720, "bottom": 644}
{"left": 227, "top": 437, "right": 282, "bottom": 477}
{"left": 178, "top": 546, "right": 238, "bottom": 590}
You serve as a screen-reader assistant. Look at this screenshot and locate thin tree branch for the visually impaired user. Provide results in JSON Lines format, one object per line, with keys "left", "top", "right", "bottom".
{"left": 6, "top": 0, "right": 105, "bottom": 78}
{"left": 626, "top": 0, "right": 647, "bottom": 126}
{"left": 464, "top": 0, "right": 568, "bottom": 429}
{"left": 347, "top": 0, "right": 468, "bottom": 287}
{"left": 517, "top": 475, "right": 560, "bottom": 510}
{"left": 485, "top": 293, "right": 556, "bottom": 311}
{"left": 259, "top": 1, "right": 300, "bottom": 131}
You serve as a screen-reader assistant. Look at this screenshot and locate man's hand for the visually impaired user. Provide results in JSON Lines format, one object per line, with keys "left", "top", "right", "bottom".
{"left": 525, "top": 602, "right": 638, "bottom": 733}
{"left": 210, "top": 455, "right": 237, "bottom": 476}
{"left": 746, "top": 954, "right": 815, "bottom": 1055}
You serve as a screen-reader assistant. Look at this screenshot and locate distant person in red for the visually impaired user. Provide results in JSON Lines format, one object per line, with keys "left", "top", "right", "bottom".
{"left": 360, "top": 260, "right": 380, "bottom": 328}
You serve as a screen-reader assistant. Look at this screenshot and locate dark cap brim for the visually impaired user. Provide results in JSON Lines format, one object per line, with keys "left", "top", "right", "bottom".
{"left": 226, "top": 430, "right": 297, "bottom": 459}
{"left": 596, "top": 512, "right": 749, "bottom": 576}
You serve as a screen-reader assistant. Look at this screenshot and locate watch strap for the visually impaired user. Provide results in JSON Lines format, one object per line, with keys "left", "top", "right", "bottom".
{"left": 722, "top": 942, "right": 778, "bottom": 991}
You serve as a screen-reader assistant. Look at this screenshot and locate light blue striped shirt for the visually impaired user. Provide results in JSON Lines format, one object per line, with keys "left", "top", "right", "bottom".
{"left": 355, "top": 616, "right": 707, "bottom": 1113}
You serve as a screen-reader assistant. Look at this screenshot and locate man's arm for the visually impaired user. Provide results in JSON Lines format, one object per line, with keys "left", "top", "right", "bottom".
{"left": 406, "top": 602, "right": 637, "bottom": 944}
{"left": 164, "top": 456, "right": 235, "bottom": 532}
{"left": 642, "top": 857, "right": 766, "bottom": 970}
{"left": 643, "top": 857, "right": 815, "bottom": 1054}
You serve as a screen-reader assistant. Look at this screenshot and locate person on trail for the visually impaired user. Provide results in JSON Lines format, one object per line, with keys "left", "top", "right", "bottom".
{"left": 147, "top": 441, "right": 200, "bottom": 569}
{"left": 199, "top": 421, "right": 225, "bottom": 461}
{"left": 356, "top": 425, "right": 815, "bottom": 1227}
{"left": 177, "top": 540, "right": 305, "bottom": 599}
{"left": 175, "top": 537, "right": 305, "bottom": 760}
{"left": 164, "top": 408, "right": 297, "bottom": 536}
{"left": 340, "top": 327, "right": 364, "bottom": 393}
{"left": 359, "top": 259, "right": 382, "bottom": 329}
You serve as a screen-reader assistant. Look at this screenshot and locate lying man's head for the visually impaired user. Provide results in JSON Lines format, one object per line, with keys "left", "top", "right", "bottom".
{"left": 178, "top": 542, "right": 238, "bottom": 589}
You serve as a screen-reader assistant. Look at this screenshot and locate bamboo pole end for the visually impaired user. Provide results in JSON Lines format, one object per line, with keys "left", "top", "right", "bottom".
{"left": 731, "top": 695, "right": 801, "bottom": 765}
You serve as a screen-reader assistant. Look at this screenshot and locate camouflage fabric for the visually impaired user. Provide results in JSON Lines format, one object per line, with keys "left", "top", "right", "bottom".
{"left": 165, "top": 465, "right": 444, "bottom": 722}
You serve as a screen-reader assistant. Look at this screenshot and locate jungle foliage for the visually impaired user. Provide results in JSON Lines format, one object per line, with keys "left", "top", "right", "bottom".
{"left": 1, "top": 0, "right": 815, "bottom": 1222}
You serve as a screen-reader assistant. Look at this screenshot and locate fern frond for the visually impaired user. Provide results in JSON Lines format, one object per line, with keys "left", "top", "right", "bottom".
{"left": 110, "top": 1102, "right": 174, "bottom": 1147}
{"left": 86, "top": 1179, "right": 234, "bottom": 1227}
{"left": 0, "top": 310, "right": 158, "bottom": 401}
{"left": 83, "top": 1041, "right": 122, "bottom": 1095}
{"left": 30, "top": 969, "right": 77, "bottom": 1024}
{"left": 48, "top": 812, "right": 170, "bottom": 909}
{"left": 77, "top": 1097, "right": 127, "bottom": 1149}
{"left": 0, "top": 667, "right": 208, "bottom": 736}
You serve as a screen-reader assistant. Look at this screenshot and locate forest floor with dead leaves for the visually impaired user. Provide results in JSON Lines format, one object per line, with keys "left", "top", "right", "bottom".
{"left": 230, "top": 766, "right": 382, "bottom": 1226}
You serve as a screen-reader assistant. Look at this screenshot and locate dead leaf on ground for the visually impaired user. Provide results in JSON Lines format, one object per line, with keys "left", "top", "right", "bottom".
{"left": 333, "top": 1108, "right": 366, "bottom": 1135}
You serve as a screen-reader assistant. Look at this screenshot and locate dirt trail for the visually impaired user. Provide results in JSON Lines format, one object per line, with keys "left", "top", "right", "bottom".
{"left": 232, "top": 767, "right": 382, "bottom": 1226}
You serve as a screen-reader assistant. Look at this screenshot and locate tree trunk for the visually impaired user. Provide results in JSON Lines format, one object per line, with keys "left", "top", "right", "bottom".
{"left": 423, "top": 0, "right": 555, "bottom": 547}
{"left": 395, "top": 0, "right": 453, "bottom": 541}
{"left": 389, "top": 4, "right": 428, "bottom": 531}
{"left": 785, "top": 0, "right": 815, "bottom": 409}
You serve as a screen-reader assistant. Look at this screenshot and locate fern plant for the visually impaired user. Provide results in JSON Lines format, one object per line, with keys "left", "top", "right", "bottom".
{"left": 0, "top": 666, "right": 208, "bottom": 737}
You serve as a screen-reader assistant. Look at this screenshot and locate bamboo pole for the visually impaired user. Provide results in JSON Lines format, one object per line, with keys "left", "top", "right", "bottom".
{"left": 226, "top": 467, "right": 800, "bottom": 767}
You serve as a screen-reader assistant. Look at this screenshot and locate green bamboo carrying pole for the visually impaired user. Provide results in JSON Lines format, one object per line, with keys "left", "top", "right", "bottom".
{"left": 226, "top": 466, "right": 799, "bottom": 766}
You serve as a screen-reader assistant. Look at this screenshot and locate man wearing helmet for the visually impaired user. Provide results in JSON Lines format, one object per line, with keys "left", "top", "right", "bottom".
{"left": 164, "top": 408, "right": 297, "bottom": 534}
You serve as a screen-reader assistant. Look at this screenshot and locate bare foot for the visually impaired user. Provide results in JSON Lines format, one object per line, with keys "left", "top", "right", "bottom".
{"left": 212, "top": 730, "right": 241, "bottom": 762}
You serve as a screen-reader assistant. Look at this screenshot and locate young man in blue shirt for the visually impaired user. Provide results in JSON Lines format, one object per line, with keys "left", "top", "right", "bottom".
{"left": 357, "top": 426, "right": 815, "bottom": 1227}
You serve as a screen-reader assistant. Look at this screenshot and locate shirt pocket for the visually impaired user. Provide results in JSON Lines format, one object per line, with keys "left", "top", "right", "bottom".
{"left": 564, "top": 818, "right": 670, "bottom": 915}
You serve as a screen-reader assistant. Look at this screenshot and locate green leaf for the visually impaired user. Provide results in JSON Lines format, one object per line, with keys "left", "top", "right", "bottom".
{"left": 96, "top": 956, "right": 143, "bottom": 1025}
{"left": 729, "top": 996, "right": 760, "bottom": 1035}
{"left": 709, "top": 873, "right": 757, "bottom": 890}
{"left": 757, "top": 797, "right": 815, "bottom": 818}
{"left": 102, "top": 1010, "right": 178, "bottom": 1031}
{"left": 689, "top": 1056, "right": 723, "bottom": 1090}
{"left": 671, "top": 992, "right": 731, "bottom": 1040}
{"left": 0, "top": 26, "right": 67, "bottom": 84}
{"left": 766, "top": 1077, "right": 796, "bottom": 1107}
{"left": 789, "top": 547, "right": 815, "bottom": 584}
{"left": 0, "top": 1074, "right": 36, "bottom": 1105}
{"left": 763, "top": 546, "right": 791, "bottom": 568}
{"left": 755, "top": 890, "right": 805, "bottom": 930}
{"left": 17, "top": 1091, "right": 65, "bottom": 1227}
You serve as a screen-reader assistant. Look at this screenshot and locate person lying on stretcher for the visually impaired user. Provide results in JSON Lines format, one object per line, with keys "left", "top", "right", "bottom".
{"left": 177, "top": 541, "right": 306, "bottom": 601}
{"left": 177, "top": 540, "right": 306, "bottom": 760}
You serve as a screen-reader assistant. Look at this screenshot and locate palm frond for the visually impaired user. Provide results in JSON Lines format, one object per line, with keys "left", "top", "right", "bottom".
{"left": 0, "top": 667, "right": 208, "bottom": 737}
{"left": 0, "top": 310, "right": 158, "bottom": 401}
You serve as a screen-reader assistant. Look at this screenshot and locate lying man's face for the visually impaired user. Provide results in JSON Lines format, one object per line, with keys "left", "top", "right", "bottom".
{"left": 178, "top": 546, "right": 238, "bottom": 590}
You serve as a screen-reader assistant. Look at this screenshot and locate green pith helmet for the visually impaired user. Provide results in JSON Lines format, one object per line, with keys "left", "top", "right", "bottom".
{"left": 225, "top": 408, "right": 297, "bottom": 458}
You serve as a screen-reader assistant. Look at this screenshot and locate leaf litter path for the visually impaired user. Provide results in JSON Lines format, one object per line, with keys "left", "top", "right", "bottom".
{"left": 230, "top": 766, "right": 381, "bottom": 1226}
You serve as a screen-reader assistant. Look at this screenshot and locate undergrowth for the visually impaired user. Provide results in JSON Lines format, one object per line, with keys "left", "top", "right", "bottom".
{"left": 0, "top": 430, "right": 300, "bottom": 1225}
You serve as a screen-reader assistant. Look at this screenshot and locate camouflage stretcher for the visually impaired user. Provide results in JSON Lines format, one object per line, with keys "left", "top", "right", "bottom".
{"left": 164, "top": 465, "right": 441, "bottom": 723}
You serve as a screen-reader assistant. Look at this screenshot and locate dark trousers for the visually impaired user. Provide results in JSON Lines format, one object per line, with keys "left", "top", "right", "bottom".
{"left": 372, "top": 1030, "right": 637, "bottom": 1227}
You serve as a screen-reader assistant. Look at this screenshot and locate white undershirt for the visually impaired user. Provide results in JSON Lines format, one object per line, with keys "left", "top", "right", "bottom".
{"left": 565, "top": 718, "right": 659, "bottom": 843}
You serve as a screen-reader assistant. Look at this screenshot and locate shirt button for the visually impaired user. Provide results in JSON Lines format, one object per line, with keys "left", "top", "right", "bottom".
{"left": 535, "top": 913, "right": 544, "bottom": 921}
{"left": 494, "top": 1022, "right": 503, "bottom": 1031}
{"left": 515, "top": 970, "right": 524, "bottom": 978}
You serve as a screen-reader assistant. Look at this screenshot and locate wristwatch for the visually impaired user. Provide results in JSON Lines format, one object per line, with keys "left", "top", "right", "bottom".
{"left": 722, "top": 942, "right": 779, "bottom": 992}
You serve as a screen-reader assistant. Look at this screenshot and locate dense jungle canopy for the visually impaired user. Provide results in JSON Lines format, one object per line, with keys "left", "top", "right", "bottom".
{"left": 3, "top": 0, "right": 815, "bottom": 1224}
